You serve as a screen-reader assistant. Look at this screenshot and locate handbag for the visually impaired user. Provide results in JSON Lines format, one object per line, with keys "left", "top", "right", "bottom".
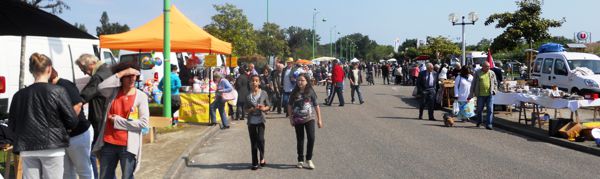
{"left": 222, "top": 90, "right": 237, "bottom": 101}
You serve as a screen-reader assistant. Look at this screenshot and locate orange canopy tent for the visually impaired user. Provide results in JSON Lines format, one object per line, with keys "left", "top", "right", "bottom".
{"left": 296, "top": 59, "right": 313, "bottom": 65}
{"left": 100, "top": 5, "right": 231, "bottom": 54}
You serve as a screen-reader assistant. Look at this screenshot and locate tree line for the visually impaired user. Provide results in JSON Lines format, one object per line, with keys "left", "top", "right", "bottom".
{"left": 32, "top": 0, "right": 600, "bottom": 64}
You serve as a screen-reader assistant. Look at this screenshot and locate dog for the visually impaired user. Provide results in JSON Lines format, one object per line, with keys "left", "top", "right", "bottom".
{"left": 443, "top": 113, "right": 455, "bottom": 127}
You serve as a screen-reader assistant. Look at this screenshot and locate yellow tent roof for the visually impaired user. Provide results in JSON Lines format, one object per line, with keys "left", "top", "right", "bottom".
{"left": 100, "top": 5, "right": 232, "bottom": 54}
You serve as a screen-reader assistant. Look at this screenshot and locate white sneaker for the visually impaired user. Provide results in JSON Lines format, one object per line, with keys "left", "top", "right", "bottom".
{"left": 306, "top": 160, "right": 315, "bottom": 169}
{"left": 297, "top": 161, "right": 304, "bottom": 168}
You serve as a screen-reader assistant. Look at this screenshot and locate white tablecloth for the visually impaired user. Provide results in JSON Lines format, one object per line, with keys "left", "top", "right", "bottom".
{"left": 493, "top": 92, "right": 600, "bottom": 112}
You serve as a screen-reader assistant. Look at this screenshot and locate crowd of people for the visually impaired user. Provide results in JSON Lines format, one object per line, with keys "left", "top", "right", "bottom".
{"left": 9, "top": 53, "right": 143, "bottom": 179}
{"left": 7, "top": 50, "right": 509, "bottom": 177}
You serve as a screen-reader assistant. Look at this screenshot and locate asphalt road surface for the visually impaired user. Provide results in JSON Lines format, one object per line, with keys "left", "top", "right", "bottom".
{"left": 178, "top": 77, "right": 600, "bottom": 179}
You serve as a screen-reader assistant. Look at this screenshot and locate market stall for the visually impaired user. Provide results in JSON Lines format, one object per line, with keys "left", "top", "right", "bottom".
{"left": 99, "top": 5, "right": 233, "bottom": 124}
{"left": 493, "top": 81, "right": 600, "bottom": 140}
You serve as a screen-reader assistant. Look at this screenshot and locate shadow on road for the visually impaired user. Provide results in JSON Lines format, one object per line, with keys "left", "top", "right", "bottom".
{"left": 395, "top": 95, "right": 421, "bottom": 108}
{"left": 375, "top": 116, "right": 421, "bottom": 120}
{"left": 186, "top": 162, "right": 250, "bottom": 170}
{"left": 186, "top": 162, "right": 297, "bottom": 170}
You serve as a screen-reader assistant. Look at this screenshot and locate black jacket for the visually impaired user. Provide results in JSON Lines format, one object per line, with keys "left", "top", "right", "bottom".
{"left": 417, "top": 70, "right": 438, "bottom": 94}
{"left": 80, "top": 63, "right": 113, "bottom": 144}
{"left": 235, "top": 74, "right": 250, "bottom": 103}
{"left": 8, "top": 83, "right": 78, "bottom": 153}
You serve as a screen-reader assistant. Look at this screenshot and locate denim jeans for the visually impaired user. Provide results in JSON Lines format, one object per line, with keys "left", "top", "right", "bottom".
{"left": 99, "top": 143, "right": 137, "bottom": 179}
{"left": 350, "top": 85, "right": 364, "bottom": 103}
{"left": 235, "top": 101, "right": 246, "bottom": 120}
{"left": 295, "top": 120, "right": 315, "bottom": 162}
{"left": 210, "top": 97, "right": 229, "bottom": 127}
{"left": 64, "top": 126, "right": 94, "bottom": 179}
{"left": 476, "top": 95, "right": 494, "bottom": 127}
{"left": 282, "top": 92, "right": 291, "bottom": 114}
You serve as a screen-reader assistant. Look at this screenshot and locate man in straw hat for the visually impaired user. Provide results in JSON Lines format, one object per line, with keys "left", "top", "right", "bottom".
{"left": 281, "top": 57, "right": 297, "bottom": 116}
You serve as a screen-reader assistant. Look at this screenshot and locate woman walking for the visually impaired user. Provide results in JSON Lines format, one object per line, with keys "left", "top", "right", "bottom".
{"left": 94, "top": 62, "right": 148, "bottom": 179}
{"left": 288, "top": 74, "right": 323, "bottom": 169}
{"left": 245, "top": 75, "right": 271, "bottom": 170}
{"left": 454, "top": 67, "right": 475, "bottom": 121}
{"left": 211, "top": 72, "right": 233, "bottom": 129}
{"left": 9, "top": 53, "right": 79, "bottom": 179}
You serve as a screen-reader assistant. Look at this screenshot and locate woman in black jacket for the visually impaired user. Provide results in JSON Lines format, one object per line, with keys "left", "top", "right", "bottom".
{"left": 8, "top": 53, "right": 79, "bottom": 179}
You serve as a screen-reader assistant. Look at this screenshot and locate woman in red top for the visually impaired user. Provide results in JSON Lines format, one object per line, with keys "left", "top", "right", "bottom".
{"left": 411, "top": 64, "right": 420, "bottom": 86}
{"left": 93, "top": 62, "right": 148, "bottom": 179}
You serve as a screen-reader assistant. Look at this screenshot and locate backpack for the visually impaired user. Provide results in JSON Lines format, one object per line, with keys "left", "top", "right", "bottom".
{"left": 292, "top": 94, "right": 314, "bottom": 125}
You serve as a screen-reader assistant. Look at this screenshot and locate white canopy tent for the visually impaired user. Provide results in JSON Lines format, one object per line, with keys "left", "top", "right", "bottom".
{"left": 312, "top": 56, "right": 336, "bottom": 62}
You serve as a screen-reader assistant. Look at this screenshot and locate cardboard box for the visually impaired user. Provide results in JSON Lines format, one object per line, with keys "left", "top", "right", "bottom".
{"left": 150, "top": 116, "right": 172, "bottom": 128}
{"left": 559, "top": 122, "right": 582, "bottom": 141}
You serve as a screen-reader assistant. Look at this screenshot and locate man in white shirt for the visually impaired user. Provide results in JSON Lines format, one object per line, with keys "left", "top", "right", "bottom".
{"left": 349, "top": 63, "right": 365, "bottom": 104}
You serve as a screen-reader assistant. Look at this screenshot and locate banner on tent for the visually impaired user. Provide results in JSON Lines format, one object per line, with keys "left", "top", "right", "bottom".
{"left": 178, "top": 93, "right": 227, "bottom": 124}
{"left": 229, "top": 57, "right": 238, "bottom": 67}
{"left": 204, "top": 54, "right": 217, "bottom": 67}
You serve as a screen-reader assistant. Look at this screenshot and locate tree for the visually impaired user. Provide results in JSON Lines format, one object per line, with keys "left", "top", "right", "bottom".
{"left": 285, "top": 26, "right": 317, "bottom": 59}
{"left": 74, "top": 23, "right": 87, "bottom": 33}
{"left": 205, "top": 3, "right": 257, "bottom": 56}
{"left": 95, "top": 11, "right": 130, "bottom": 37}
{"left": 256, "top": 23, "right": 289, "bottom": 58}
{"left": 420, "top": 36, "right": 460, "bottom": 60}
{"left": 398, "top": 39, "right": 418, "bottom": 52}
{"left": 484, "top": 0, "right": 565, "bottom": 51}
{"left": 24, "top": 0, "right": 69, "bottom": 14}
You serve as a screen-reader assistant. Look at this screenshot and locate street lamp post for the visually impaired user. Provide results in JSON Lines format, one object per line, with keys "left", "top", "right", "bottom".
{"left": 449, "top": 12, "right": 478, "bottom": 66}
{"left": 330, "top": 25, "right": 336, "bottom": 58}
{"left": 312, "top": 9, "right": 326, "bottom": 60}
{"left": 335, "top": 32, "right": 341, "bottom": 58}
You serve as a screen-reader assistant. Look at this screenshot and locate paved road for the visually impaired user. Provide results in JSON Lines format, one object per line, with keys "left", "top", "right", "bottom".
{"left": 178, "top": 77, "right": 600, "bottom": 179}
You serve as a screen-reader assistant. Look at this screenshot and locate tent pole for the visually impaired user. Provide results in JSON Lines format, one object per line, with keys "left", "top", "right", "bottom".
{"left": 163, "top": 0, "right": 172, "bottom": 118}
{"left": 18, "top": 36, "right": 26, "bottom": 89}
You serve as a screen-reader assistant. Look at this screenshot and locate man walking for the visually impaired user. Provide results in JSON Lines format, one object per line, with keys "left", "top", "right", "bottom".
{"left": 270, "top": 63, "right": 284, "bottom": 114}
{"left": 381, "top": 62, "right": 390, "bottom": 85}
{"left": 349, "top": 63, "right": 364, "bottom": 104}
{"left": 282, "top": 58, "right": 296, "bottom": 116}
{"left": 325, "top": 59, "right": 345, "bottom": 106}
{"left": 469, "top": 62, "right": 498, "bottom": 130}
{"left": 417, "top": 63, "right": 437, "bottom": 121}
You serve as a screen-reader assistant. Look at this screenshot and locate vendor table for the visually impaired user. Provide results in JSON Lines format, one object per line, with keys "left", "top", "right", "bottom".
{"left": 493, "top": 92, "right": 600, "bottom": 127}
{"left": 179, "top": 93, "right": 229, "bottom": 124}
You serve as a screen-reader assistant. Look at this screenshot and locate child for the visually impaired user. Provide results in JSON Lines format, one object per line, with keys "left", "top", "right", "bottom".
{"left": 245, "top": 75, "right": 271, "bottom": 170}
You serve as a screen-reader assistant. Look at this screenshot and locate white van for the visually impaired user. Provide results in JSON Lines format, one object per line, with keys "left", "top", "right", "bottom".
{"left": 0, "top": 36, "right": 116, "bottom": 116}
{"left": 530, "top": 52, "right": 600, "bottom": 95}
{"left": 465, "top": 51, "right": 487, "bottom": 65}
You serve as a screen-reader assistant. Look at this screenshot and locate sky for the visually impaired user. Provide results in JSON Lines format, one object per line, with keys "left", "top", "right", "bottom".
{"left": 57, "top": 0, "right": 598, "bottom": 47}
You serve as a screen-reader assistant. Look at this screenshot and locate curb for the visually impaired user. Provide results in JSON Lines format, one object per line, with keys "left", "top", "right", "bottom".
{"left": 439, "top": 107, "right": 600, "bottom": 157}
{"left": 163, "top": 125, "right": 221, "bottom": 179}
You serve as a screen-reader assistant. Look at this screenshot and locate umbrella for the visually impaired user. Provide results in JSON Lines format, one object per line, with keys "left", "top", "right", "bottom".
{"left": 350, "top": 58, "right": 360, "bottom": 63}
{"left": 0, "top": 0, "right": 96, "bottom": 89}
{"left": 387, "top": 58, "right": 397, "bottom": 62}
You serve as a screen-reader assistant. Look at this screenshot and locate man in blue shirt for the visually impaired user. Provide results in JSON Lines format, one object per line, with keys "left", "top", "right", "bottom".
{"left": 159, "top": 64, "right": 182, "bottom": 124}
